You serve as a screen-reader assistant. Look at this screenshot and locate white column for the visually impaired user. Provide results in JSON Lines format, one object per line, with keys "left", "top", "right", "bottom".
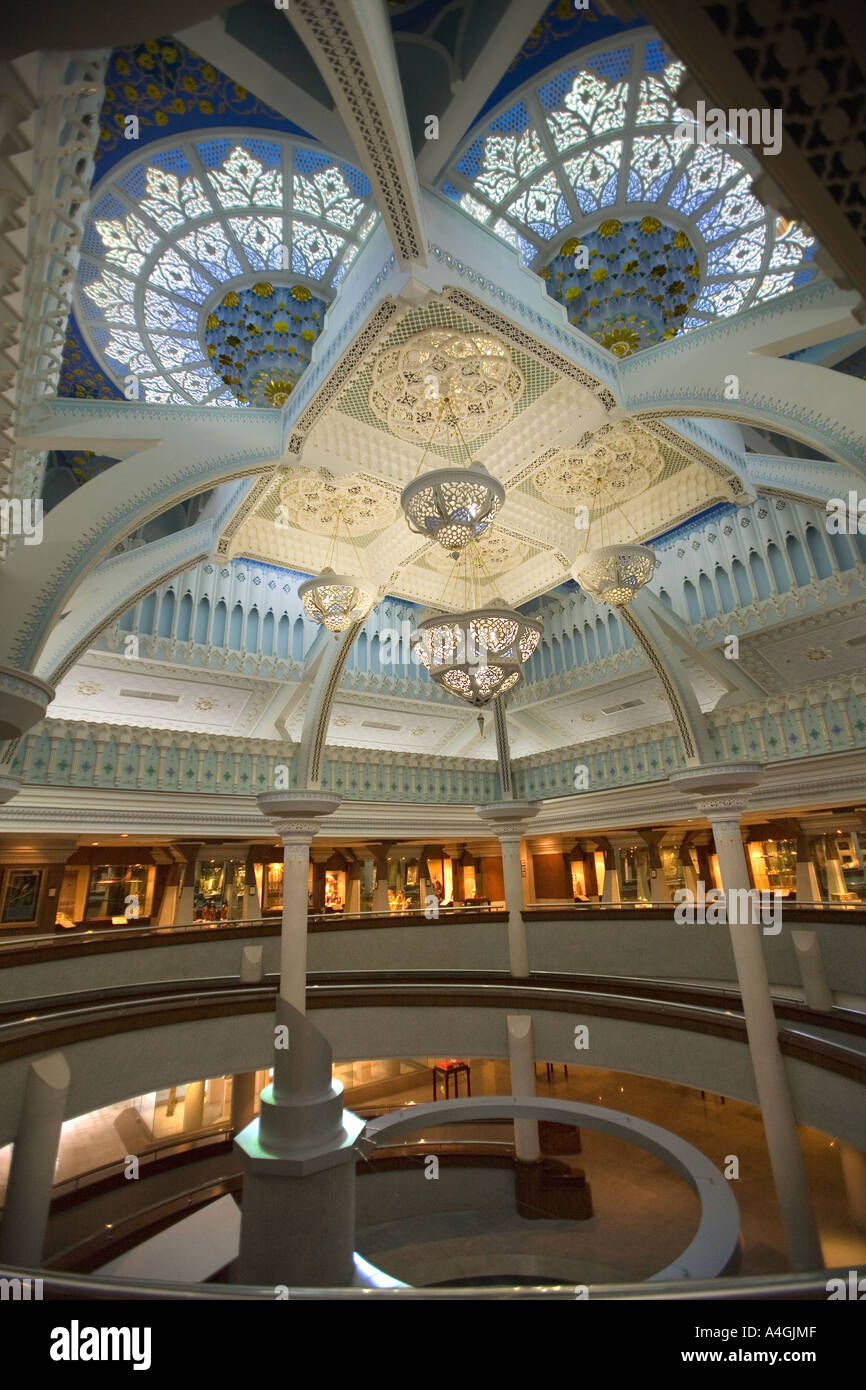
{"left": 706, "top": 801, "right": 823, "bottom": 1271}
{"left": 601, "top": 848, "right": 621, "bottom": 905}
{"left": 243, "top": 854, "right": 262, "bottom": 920}
{"left": 791, "top": 931, "right": 833, "bottom": 1011}
{"left": 0, "top": 1053, "right": 70, "bottom": 1267}
{"left": 520, "top": 838, "right": 536, "bottom": 905}
{"left": 507, "top": 1015, "right": 540, "bottom": 1161}
{"left": 795, "top": 832, "right": 821, "bottom": 902}
{"left": 499, "top": 832, "right": 529, "bottom": 977}
{"left": 274, "top": 820, "right": 318, "bottom": 1013}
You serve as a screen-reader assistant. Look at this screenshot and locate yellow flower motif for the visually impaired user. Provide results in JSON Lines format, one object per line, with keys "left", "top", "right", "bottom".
{"left": 183, "top": 75, "right": 197, "bottom": 92}
{"left": 206, "top": 345, "right": 216, "bottom": 357}
{"left": 155, "top": 111, "right": 169, "bottom": 125}
{"left": 639, "top": 216, "right": 662, "bottom": 235}
{"left": 291, "top": 285, "right": 312, "bottom": 301}
{"left": 564, "top": 286, "right": 581, "bottom": 300}
{"left": 145, "top": 39, "right": 159, "bottom": 53}
{"left": 138, "top": 55, "right": 154, "bottom": 70}
{"left": 686, "top": 261, "right": 700, "bottom": 278}
{"left": 170, "top": 97, "right": 185, "bottom": 114}
{"left": 560, "top": 237, "right": 580, "bottom": 257}
{"left": 673, "top": 230, "right": 691, "bottom": 250}
{"left": 538, "top": 266, "right": 551, "bottom": 280}
{"left": 115, "top": 58, "right": 130, "bottom": 75}
{"left": 199, "top": 99, "right": 214, "bottom": 114}
{"left": 123, "top": 84, "right": 137, "bottom": 101}
{"left": 202, "top": 64, "right": 217, "bottom": 83}
{"left": 146, "top": 83, "right": 161, "bottom": 99}
{"left": 591, "top": 267, "right": 608, "bottom": 283}
{"left": 162, "top": 47, "right": 178, "bottom": 63}
{"left": 301, "top": 329, "right": 316, "bottom": 341}
{"left": 263, "top": 379, "right": 294, "bottom": 407}
{"left": 247, "top": 323, "right": 262, "bottom": 335}
{"left": 598, "top": 219, "right": 622, "bottom": 239}
{"left": 622, "top": 259, "right": 638, "bottom": 273}
{"left": 222, "top": 291, "right": 240, "bottom": 308}
{"left": 206, "top": 314, "right": 219, "bottom": 331}
{"left": 233, "top": 84, "right": 247, "bottom": 99}
{"left": 253, "top": 282, "right": 274, "bottom": 297}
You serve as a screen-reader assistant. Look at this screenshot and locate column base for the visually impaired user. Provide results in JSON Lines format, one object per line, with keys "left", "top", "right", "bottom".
{"left": 234, "top": 1106, "right": 364, "bottom": 1287}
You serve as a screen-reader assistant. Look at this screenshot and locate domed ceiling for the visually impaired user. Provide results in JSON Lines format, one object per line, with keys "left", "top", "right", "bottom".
{"left": 440, "top": 33, "right": 817, "bottom": 347}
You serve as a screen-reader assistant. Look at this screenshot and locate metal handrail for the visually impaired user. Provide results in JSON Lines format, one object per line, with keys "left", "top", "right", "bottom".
{"left": 0, "top": 1261, "right": 853, "bottom": 1300}
{"left": 2, "top": 897, "right": 861, "bottom": 955}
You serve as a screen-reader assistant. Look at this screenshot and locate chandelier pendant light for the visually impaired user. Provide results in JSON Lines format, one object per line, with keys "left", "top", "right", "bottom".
{"left": 400, "top": 389, "right": 504, "bottom": 558}
{"left": 297, "top": 506, "right": 376, "bottom": 634}
{"left": 411, "top": 541, "right": 542, "bottom": 706}
{"left": 572, "top": 474, "right": 655, "bottom": 607}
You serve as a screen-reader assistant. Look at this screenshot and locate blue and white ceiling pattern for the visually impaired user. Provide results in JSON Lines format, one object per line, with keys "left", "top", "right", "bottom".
{"left": 74, "top": 134, "right": 378, "bottom": 405}
{"left": 439, "top": 34, "right": 817, "bottom": 341}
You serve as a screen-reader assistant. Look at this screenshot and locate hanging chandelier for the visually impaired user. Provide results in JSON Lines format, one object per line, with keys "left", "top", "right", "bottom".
{"left": 297, "top": 507, "right": 376, "bottom": 633}
{"left": 571, "top": 475, "right": 655, "bottom": 607}
{"left": 411, "top": 543, "right": 542, "bottom": 706}
{"left": 400, "top": 387, "right": 504, "bottom": 558}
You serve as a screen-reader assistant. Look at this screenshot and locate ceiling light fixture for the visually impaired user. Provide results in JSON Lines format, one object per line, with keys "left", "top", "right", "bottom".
{"left": 412, "top": 539, "right": 542, "bottom": 706}
{"left": 298, "top": 505, "right": 376, "bottom": 634}
{"left": 571, "top": 473, "right": 655, "bottom": 607}
{"left": 400, "top": 383, "right": 504, "bottom": 558}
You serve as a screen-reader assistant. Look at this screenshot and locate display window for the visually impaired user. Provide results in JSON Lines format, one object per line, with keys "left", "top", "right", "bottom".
{"left": 1, "top": 868, "right": 42, "bottom": 923}
{"left": 324, "top": 868, "right": 345, "bottom": 911}
{"left": 84, "top": 864, "right": 154, "bottom": 922}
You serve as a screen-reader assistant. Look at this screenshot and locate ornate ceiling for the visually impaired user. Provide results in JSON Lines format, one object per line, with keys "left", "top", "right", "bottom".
{"left": 7, "top": 1, "right": 863, "bottom": 774}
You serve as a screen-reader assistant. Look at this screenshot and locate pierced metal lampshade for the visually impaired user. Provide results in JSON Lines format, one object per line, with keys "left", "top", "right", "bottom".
{"left": 400, "top": 464, "right": 505, "bottom": 556}
{"left": 573, "top": 544, "right": 655, "bottom": 607}
{"left": 412, "top": 605, "right": 542, "bottom": 706}
{"left": 298, "top": 568, "right": 375, "bottom": 633}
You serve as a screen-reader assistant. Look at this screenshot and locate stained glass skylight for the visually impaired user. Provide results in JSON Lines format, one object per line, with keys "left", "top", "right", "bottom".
{"left": 440, "top": 33, "right": 818, "bottom": 340}
{"left": 75, "top": 135, "right": 379, "bottom": 405}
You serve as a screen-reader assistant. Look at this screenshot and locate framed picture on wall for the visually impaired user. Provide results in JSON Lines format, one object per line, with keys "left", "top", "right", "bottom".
{"left": 2, "top": 869, "right": 42, "bottom": 923}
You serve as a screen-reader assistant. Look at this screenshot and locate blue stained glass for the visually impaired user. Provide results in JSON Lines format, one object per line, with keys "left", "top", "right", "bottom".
{"left": 455, "top": 136, "right": 484, "bottom": 182}
{"left": 643, "top": 39, "right": 668, "bottom": 75}
{"left": 195, "top": 138, "right": 234, "bottom": 168}
{"left": 150, "top": 147, "right": 192, "bottom": 176}
{"left": 238, "top": 137, "right": 282, "bottom": 166}
{"left": 440, "top": 181, "right": 464, "bottom": 203}
{"left": 601, "top": 173, "right": 618, "bottom": 204}
{"left": 625, "top": 170, "right": 641, "bottom": 200}
{"left": 556, "top": 197, "right": 571, "bottom": 227}
{"left": 116, "top": 164, "right": 147, "bottom": 199}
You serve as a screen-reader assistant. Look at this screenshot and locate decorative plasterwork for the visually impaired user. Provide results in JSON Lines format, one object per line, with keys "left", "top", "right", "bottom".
{"left": 533, "top": 423, "right": 664, "bottom": 509}
{"left": 424, "top": 530, "right": 529, "bottom": 576}
{"left": 277, "top": 466, "right": 397, "bottom": 535}
{"left": 289, "top": 0, "right": 426, "bottom": 267}
{"left": 367, "top": 327, "right": 525, "bottom": 444}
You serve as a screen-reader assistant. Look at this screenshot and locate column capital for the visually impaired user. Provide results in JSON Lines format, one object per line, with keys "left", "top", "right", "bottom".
{"left": 694, "top": 794, "right": 751, "bottom": 822}
{"left": 257, "top": 789, "right": 341, "bottom": 835}
{"left": 476, "top": 800, "right": 540, "bottom": 841}
{"left": 0, "top": 663, "right": 55, "bottom": 741}
{"left": 273, "top": 820, "right": 322, "bottom": 844}
{"left": 669, "top": 762, "right": 763, "bottom": 799}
